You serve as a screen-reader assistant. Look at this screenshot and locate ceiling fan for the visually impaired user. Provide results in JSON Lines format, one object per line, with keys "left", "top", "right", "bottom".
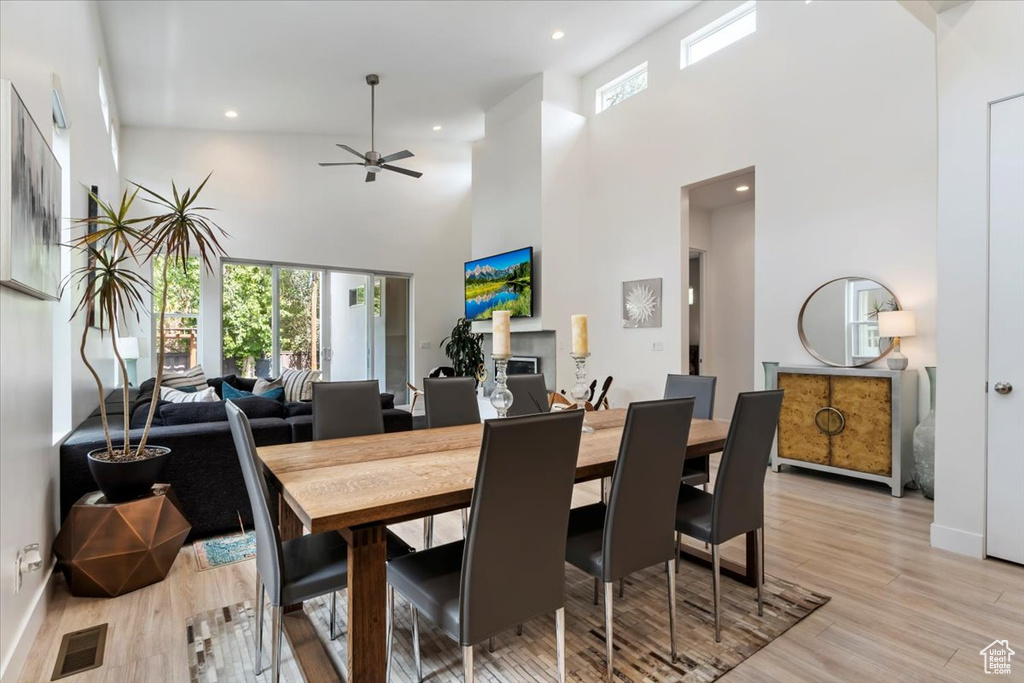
{"left": 318, "top": 74, "right": 423, "bottom": 183}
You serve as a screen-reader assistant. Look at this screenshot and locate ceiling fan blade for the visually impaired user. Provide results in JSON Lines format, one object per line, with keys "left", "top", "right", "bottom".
{"left": 380, "top": 150, "right": 414, "bottom": 164}
{"left": 318, "top": 162, "right": 364, "bottom": 166}
{"left": 365, "top": 172, "right": 376, "bottom": 183}
{"left": 382, "top": 164, "right": 423, "bottom": 179}
{"left": 337, "top": 144, "right": 369, "bottom": 160}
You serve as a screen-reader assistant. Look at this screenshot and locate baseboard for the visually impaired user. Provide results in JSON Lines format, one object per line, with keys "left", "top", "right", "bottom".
{"left": 0, "top": 565, "right": 54, "bottom": 683}
{"left": 930, "top": 522, "right": 985, "bottom": 558}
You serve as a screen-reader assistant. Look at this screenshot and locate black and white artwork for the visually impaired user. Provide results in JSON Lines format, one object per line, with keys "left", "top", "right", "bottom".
{"left": 622, "top": 278, "right": 663, "bottom": 328}
{"left": 1, "top": 80, "right": 62, "bottom": 301}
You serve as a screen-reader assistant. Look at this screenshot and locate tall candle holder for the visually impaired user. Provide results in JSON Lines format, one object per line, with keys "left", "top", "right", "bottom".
{"left": 490, "top": 354, "right": 514, "bottom": 418}
{"left": 570, "top": 352, "right": 595, "bottom": 433}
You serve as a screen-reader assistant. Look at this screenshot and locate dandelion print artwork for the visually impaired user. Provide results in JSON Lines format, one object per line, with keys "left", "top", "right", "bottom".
{"left": 622, "top": 278, "right": 662, "bottom": 328}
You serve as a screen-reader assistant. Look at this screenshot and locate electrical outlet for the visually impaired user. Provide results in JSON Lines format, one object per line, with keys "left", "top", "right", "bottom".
{"left": 419, "top": 340, "right": 431, "bottom": 350}
{"left": 652, "top": 342, "right": 665, "bottom": 352}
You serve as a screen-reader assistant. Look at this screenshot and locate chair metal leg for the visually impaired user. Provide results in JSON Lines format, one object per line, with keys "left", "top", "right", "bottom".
{"left": 462, "top": 509, "right": 469, "bottom": 536}
{"left": 756, "top": 526, "right": 765, "bottom": 617}
{"left": 555, "top": 607, "right": 566, "bottom": 683}
{"left": 270, "top": 605, "right": 283, "bottom": 683}
{"left": 330, "top": 590, "right": 338, "bottom": 640}
{"left": 386, "top": 585, "right": 395, "bottom": 683}
{"left": 463, "top": 645, "right": 474, "bottom": 683}
{"left": 703, "top": 482, "right": 710, "bottom": 550}
{"left": 254, "top": 573, "right": 265, "bottom": 675}
{"left": 488, "top": 636, "right": 495, "bottom": 653}
{"left": 675, "top": 532, "right": 681, "bottom": 574}
{"left": 423, "top": 516, "right": 434, "bottom": 549}
{"left": 410, "top": 604, "right": 423, "bottom": 682}
{"left": 517, "top": 623, "right": 523, "bottom": 636}
{"left": 619, "top": 577, "right": 625, "bottom": 598}
{"left": 593, "top": 577, "right": 599, "bottom": 605}
{"left": 712, "top": 544, "right": 722, "bottom": 643}
{"left": 667, "top": 559, "right": 678, "bottom": 662}
{"left": 604, "top": 582, "right": 614, "bottom": 683}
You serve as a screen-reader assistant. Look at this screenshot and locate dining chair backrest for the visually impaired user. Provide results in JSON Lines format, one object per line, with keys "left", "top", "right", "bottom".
{"left": 603, "top": 398, "right": 695, "bottom": 581}
{"left": 312, "top": 380, "right": 384, "bottom": 440}
{"left": 226, "top": 401, "right": 285, "bottom": 604}
{"left": 664, "top": 374, "right": 716, "bottom": 420}
{"left": 459, "top": 410, "right": 585, "bottom": 645}
{"left": 506, "top": 374, "right": 550, "bottom": 417}
{"left": 711, "top": 390, "right": 784, "bottom": 544}
{"left": 424, "top": 376, "right": 481, "bottom": 428}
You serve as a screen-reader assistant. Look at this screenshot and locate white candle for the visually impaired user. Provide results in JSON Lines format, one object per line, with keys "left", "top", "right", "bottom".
{"left": 571, "top": 314, "right": 589, "bottom": 355}
{"left": 492, "top": 310, "right": 511, "bottom": 357}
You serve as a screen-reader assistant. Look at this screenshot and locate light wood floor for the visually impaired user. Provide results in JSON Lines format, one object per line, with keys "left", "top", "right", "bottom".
{"left": 20, "top": 459, "right": 1024, "bottom": 682}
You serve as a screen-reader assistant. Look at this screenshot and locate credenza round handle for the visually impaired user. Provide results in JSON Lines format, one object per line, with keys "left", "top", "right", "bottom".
{"left": 814, "top": 406, "right": 845, "bottom": 436}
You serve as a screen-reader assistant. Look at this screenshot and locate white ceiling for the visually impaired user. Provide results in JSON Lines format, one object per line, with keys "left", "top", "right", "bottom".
{"left": 98, "top": 0, "right": 698, "bottom": 143}
{"left": 688, "top": 171, "right": 755, "bottom": 211}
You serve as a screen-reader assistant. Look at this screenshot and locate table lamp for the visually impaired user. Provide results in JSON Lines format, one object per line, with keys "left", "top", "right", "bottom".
{"left": 878, "top": 311, "right": 915, "bottom": 371}
{"left": 117, "top": 337, "right": 141, "bottom": 386}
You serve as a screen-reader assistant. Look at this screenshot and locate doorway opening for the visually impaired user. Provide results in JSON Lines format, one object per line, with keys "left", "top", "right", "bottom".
{"left": 682, "top": 167, "right": 755, "bottom": 419}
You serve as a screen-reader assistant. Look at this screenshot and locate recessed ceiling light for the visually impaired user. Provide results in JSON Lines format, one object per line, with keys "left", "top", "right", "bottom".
{"left": 224, "top": 110, "right": 238, "bottom": 118}
{"left": 736, "top": 185, "right": 750, "bottom": 192}
{"left": 552, "top": 30, "right": 565, "bottom": 40}
{"left": 432, "top": 125, "right": 442, "bottom": 131}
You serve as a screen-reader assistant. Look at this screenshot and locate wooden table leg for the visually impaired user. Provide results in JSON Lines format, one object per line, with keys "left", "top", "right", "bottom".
{"left": 279, "top": 492, "right": 305, "bottom": 614}
{"left": 677, "top": 532, "right": 759, "bottom": 587}
{"left": 346, "top": 525, "right": 389, "bottom": 683}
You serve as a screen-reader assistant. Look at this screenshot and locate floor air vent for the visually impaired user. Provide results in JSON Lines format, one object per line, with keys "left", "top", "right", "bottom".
{"left": 51, "top": 624, "right": 107, "bottom": 680}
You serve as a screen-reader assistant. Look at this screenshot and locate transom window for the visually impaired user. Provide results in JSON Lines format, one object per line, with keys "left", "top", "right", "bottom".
{"left": 595, "top": 62, "right": 648, "bottom": 114}
{"left": 681, "top": 1, "right": 756, "bottom": 69}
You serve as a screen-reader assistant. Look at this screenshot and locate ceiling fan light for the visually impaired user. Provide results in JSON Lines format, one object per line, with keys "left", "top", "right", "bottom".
{"left": 367, "top": 165, "right": 382, "bottom": 173}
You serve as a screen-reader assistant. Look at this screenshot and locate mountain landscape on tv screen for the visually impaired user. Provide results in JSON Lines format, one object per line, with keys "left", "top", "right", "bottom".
{"left": 465, "top": 248, "right": 532, "bottom": 321}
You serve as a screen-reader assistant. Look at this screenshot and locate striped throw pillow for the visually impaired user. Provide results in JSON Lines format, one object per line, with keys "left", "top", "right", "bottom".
{"left": 161, "top": 365, "right": 209, "bottom": 392}
{"left": 280, "top": 368, "right": 321, "bottom": 402}
{"left": 160, "top": 385, "right": 219, "bottom": 403}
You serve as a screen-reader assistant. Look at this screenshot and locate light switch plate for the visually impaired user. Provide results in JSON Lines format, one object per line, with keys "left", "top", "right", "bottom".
{"left": 419, "top": 341, "right": 431, "bottom": 350}
{"left": 652, "top": 342, "right": 665, "bottom": 351}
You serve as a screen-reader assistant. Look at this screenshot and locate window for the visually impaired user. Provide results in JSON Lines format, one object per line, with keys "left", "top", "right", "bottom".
{"left": 98, "top": 66, "right": 110, "bottom": 133}
{"left": 681, "top": 1, "right": 756, "bottom": 68}
{"left": 221, "top": 263, "right": 273, "bottom": 378}
{"left": 110, "top": 126, "right": 119, "bottom": 171}
{"left": 348, "top": 281, "right": 382, "bottom": 315}
{"left": 595, "top": 62, "right": 648, "bottom": 114}
{"left": 846, "top": 279, "right": 892, "bottom": 364}
{"left": 153, "top": 255, "right": 201, "bottom": 372}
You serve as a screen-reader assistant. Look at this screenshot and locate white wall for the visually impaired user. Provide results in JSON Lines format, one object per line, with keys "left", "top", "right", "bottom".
{"left": 579, "top": 0, "right": 938, "bottom": 411}
{"left": 120, "top": 127, "right": 472, "bottom": 386}
{"left": 933, "top": 0, "right": 1024, "bottom": 558}
{"left": 0, "top": 1, "right": 121, "bottom": 679}
{"left": 703, "top": 200, "right": 755, "bottom": 419}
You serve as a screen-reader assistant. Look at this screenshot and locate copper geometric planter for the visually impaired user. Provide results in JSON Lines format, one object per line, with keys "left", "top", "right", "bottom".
{"left": 53, "top": 484, "right": 191, "bottom": 598}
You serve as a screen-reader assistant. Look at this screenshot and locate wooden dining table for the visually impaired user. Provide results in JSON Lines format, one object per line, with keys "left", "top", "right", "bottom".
{"left": 257, "top": 408, "right": 737, "bottom": 682}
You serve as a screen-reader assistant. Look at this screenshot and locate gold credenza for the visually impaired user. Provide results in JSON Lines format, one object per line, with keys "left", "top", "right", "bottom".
{"left": 767, "top": 366, "right": 917, "bottom": 496}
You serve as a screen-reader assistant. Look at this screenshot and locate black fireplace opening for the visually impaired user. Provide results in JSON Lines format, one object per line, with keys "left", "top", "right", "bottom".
{"left": 504, "top": 356, "right": 539, "bottom": 376}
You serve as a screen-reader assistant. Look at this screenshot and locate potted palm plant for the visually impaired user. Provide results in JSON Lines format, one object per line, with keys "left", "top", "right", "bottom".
{"left": 64, "top": 175, "right": 226, "bottom": 502}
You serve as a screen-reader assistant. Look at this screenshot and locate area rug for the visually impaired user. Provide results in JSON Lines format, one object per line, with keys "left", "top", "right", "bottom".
{"left": 186, "top": 560, "right": 829, "bottom": 682}
{"left": 193, "top": 532, "right": 257, "bottom": 571}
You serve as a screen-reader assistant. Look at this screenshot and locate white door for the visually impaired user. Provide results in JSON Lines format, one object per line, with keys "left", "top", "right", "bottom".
{"left": 986, "top": 94, "right": 1024, "bottom": 565}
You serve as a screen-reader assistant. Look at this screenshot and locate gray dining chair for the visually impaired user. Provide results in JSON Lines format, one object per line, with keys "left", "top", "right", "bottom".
{"left": 674, "top": 389, "right": 783, "bottom": 641}
{"left": 225, "top": 402, "right": 413, "bottom": 682}
{"left": 664, "top": 374, "right": 717, "bottom": 490}
{"left": 506, "top": 373, "right": 550, "bottom": 417}
{"left": 386, "top": 410, "right": 585, "bottom": 683}
{"left": 312, "top": 380, "right": 385, "bottom": 440}
{"left": 422, "top": 376, "right": 482, "bottom": 547}
{"left": 564, "top": 398, "right": 695, "bottom": 682}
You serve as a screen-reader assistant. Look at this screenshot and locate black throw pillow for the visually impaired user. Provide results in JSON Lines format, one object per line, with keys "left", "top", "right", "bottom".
{"left": 131, "top": 399, "right": 169, "bottom": 428}
{"left": 287, "top": 401, "right": 313, "bottom": 417}
{"left": 228, "top": 396, "right": 287, "bottom": 420}
{"left": 207, "top": 375, "right": 236, "bottom": 399}
{"left": 159, "top": 401, "right": 229, "bottom": 426}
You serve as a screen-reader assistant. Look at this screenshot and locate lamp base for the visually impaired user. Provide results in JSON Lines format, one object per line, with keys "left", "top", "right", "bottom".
{"left": 886, "top": 350, "right": 909, "bottom": 371}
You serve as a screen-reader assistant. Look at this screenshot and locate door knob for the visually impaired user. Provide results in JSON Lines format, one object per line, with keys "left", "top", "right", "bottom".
{"left": 994, "top": 382, "right": 1013, "bottom": 395}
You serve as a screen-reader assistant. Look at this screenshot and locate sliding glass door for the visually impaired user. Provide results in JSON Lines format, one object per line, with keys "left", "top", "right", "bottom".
{"left": 222, "top": 260, "right": 409, "bottom": 401}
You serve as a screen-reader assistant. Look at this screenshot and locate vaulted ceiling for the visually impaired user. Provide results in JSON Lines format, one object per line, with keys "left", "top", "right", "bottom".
{"left": 98, "top": 0, "right": 698, "bottom": 142}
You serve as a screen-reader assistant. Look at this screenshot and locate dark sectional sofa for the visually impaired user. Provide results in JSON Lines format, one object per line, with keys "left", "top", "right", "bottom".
{"left": 60, "top": 375, "right": 413, "bottom": 540}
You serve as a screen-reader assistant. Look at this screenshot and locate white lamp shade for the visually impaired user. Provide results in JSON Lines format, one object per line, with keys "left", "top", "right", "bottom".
{"left": 877, "top": 310, "right": 916, "bottom": 338}
{"left": 116, "top": 337, "right": 141, "bottom": 359}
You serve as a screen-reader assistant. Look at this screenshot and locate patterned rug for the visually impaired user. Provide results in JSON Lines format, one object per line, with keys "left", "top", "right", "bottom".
{"left": 187, "top": 560, "right": 829, "bottom": 682}
{"left": 193, "top": 532, "right": 257, "bottom": 571}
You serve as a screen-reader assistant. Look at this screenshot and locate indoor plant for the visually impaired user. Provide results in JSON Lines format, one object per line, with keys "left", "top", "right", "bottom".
{"left": 441, "top": 317, "right": 485, "bottom": 380}
{"left": 64, "top": 176, "right": 226, "bottom": 501}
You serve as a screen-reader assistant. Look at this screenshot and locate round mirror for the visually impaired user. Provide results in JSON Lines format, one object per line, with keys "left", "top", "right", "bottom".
{"left": 798, "top": 277, "right": 901, "bottom": 367}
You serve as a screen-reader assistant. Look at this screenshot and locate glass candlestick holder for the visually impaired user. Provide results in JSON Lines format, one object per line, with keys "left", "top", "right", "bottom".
{"left": 570, "top": 352, "right": 595, "bottom": 433}
{"left": 490, "top": 354, "right": 514, "bottom": 418}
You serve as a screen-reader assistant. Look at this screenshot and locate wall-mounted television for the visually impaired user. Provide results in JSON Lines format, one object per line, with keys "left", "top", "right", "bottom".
{"left": 464, "top": 246, "right": 534, "bottom": 321}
